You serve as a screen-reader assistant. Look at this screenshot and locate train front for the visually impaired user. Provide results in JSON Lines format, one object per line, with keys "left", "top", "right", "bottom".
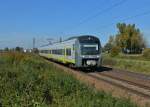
{"left": 76, "top": 35, "right": 102, "bottom": 68}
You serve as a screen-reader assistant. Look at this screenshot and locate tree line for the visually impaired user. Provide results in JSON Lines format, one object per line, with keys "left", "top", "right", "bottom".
{"left": 104, "top": 23, "right": 146, "bottom": 54}
{"left": 0, "top": 47, "right": 39, "bottom": 53}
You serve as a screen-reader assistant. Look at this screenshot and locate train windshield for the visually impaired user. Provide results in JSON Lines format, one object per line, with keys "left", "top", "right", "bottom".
{"left": 81, "top": 43, "right": 99, "bottom": 55}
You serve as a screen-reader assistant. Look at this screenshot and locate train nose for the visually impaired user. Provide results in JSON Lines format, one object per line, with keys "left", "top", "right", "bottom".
{"left": 86, "top": 60, "right": 97, "bottom": 66}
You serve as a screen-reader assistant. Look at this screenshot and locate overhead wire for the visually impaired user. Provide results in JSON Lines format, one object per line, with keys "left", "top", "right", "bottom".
{"left": 96, "top": 9, "right": 150, "bottom": 32}
{"left": 66, "top": 0, "right": 127, "bottom": 32}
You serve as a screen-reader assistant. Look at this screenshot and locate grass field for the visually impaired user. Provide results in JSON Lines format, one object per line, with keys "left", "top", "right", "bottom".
{"left": 0, "top": 52, "right": 137, "bottom": 107}
{"left": 103, "top": 53, "right": 150, "bottom": 75}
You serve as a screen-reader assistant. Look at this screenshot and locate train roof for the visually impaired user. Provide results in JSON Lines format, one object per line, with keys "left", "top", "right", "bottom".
{"left": 66, "top": 35, "right": 99, "bottom": 41}
{"left": 39, "top": 35, "right": 100, "bottom": 49}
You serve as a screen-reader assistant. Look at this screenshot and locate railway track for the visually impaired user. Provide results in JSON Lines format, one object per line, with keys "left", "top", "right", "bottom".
{"left": 44, "top": 58, "right": 150, "bottom": 106}
{"left": 87, "top": 72, "right": 150, "bottom": 98}
{"left": 97, "top": 72, "right": 150, "bottom": 90}
{"left": 73, "top": 66, "right": 150, "bottom": 99}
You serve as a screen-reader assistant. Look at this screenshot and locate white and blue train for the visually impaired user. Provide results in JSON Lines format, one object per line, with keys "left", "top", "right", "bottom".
{"left": 39, "top": 35, "right": 102, "bottom": 69}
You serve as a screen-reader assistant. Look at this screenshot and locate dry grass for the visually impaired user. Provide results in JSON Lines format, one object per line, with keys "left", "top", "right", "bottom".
{"left": 0, "top": 52, "right": 138, "bottom": 107}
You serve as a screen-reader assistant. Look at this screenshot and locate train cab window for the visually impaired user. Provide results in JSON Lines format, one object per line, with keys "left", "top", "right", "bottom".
{"left": 66, "top": 48, "right": 71, "bottom": 56}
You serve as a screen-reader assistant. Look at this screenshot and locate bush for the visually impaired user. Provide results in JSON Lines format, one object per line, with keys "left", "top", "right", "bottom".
{"left": 143, "top": 48, "right": 150, "bottom": 59}
{"left": 110, "top": 46, "right": 120, "bottom": 57}
{"left": 0, "top": 53, "right": 137, "bottom": 107}
{"left": 102, "top": 58, "right": 117, "bottom": 66}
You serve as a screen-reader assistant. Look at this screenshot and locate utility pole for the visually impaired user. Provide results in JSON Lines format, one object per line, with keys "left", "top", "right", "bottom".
{"left": 33, "top": 37, "right": 35, "bottom": 49}
{"left": 59, "top": 37, "right": 62, "bottom": 42}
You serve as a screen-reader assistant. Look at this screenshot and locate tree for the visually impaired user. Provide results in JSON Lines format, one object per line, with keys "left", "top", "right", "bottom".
{"left": 15, "top": 47, "right": 23, "bottom": 52}
{"left": 104, "top": 43, "right": 112, "bottom": 53}
{"left": 103, "top": 36, "right": 115, "bottom": 53}
{"left": 4, "top": 47, "right": 9, "bottom": 52}
{"left": 110, "top": 46, "right": 121, "bottom": 57}
{"left": 115, "top": 23, "right": 145, "bottom": 54}
{"left": 33, "top": 48, "right": 39, "bottom": 53}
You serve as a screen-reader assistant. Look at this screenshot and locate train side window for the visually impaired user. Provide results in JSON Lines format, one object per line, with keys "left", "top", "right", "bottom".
{"left": 73, "top": 44, "right": 75, "bottom": 50}
{"left": 55, "top": 50, "right": 57, "bottom": 54}
{"left": 62, "top": 49, "right": 65, "bottom": 55}
{"left": 60, "top": 49, "right": 62, "bottom": 55}
{"left": 57, "top": 49, "right": 61, "bottom": 55}
{"left": 66, "top": 48, "right": 71, "bottom": 56}
{"left": 54, "top": 49, "right": 65, "bottom": 55}
{"left": 52, "top": 50, "right": 54, "bottom": 54}
{"left": 51, "top": 49, "right": 68, "bottom": 55}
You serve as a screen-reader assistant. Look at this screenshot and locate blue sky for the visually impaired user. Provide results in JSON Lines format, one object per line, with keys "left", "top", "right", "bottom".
{"left": 0, "top": 0, "right": 150, "bottom": 49}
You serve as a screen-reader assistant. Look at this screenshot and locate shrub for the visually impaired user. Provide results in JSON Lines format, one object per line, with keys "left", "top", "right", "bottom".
{"left": 143, "top": 48, "right": 150, "bottom": 59}
{"left": 0, "top": 52, "right": 137, "bottom": 107}
{"left": 110, "top": 46, "right": 120, "bottom": 57}
{"left": 102, "top": 58, "right": 117, "bottom": 66}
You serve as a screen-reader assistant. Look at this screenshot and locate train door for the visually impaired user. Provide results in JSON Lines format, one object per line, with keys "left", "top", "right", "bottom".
{"left": 66, "top": 47, "right": 72, "bottom": 63}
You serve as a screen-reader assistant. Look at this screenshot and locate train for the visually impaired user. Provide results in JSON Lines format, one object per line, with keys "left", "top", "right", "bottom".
{"left": 39, "top": 35, "right": 102, "bottom": 69}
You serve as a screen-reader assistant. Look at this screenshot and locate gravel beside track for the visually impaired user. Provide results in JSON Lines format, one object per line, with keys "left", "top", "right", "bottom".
{"left": 88, "top": 72, "right": 150, "bottom": 98}
{"left": 98, "top": 68, "right": 150, "bottom": 88}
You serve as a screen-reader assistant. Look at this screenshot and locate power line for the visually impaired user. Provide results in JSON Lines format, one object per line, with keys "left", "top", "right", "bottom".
{"left": 121, "top": 10, "right": 150, "bottom": 22}
{"left": 67, "top": 0, "right": 127, "bottom": 31}
{"left": 96, "top": 9, "right": 150, "bottom": 31}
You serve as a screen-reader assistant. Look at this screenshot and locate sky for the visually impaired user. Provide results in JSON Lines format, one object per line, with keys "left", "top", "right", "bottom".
{"left": 0, "top": 0, "right": 150, "bottom": 49}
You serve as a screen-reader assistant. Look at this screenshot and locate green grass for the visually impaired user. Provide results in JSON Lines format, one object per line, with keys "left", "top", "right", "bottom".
{"left": 103, "top": 53, "right": 150, "bottom": 75}
{"left": 115, "top": 53, "right": 150, "bottom": 61}
{"left": 0, "top": 52, "right": 137, "bottom": 107}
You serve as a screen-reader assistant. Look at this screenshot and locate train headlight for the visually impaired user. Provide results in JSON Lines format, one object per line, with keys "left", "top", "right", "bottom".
{"left": 82, "top": 55, "right": 85, "bottom": 58}
{"left": 97, "top": 55, "right": 100, "bottom": 58}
